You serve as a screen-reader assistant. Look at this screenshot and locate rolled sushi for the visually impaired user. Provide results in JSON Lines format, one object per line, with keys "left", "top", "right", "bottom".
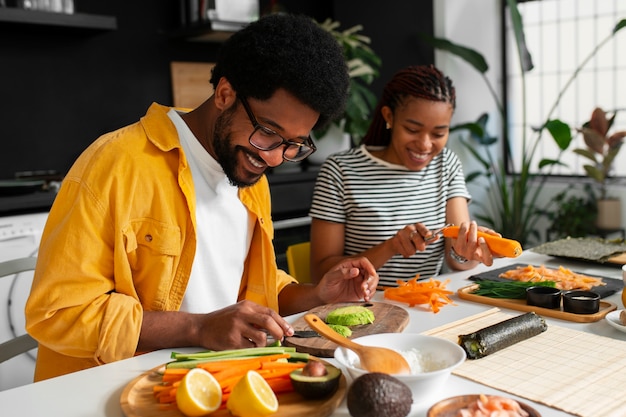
{"left": 458, "top": 312, "right": 547, "bottom": 359}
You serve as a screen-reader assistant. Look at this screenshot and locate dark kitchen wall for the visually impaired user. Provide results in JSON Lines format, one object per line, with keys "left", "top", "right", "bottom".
{"left": 0, "top": 0, "right": 432, "bottom": 181}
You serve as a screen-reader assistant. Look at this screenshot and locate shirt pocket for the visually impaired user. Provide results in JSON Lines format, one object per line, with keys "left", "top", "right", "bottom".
{"left": 123, "top": 218, "right": 182, "bottom": 285}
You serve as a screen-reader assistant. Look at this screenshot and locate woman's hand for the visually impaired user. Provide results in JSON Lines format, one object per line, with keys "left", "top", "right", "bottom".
{"left": 390, "top": 223, "right": 432, "bottom": 257}
{"left": 316, "top": 257, "right": 379, "bottom": 304}
{"left": 449, "top": 221, "right": 495, "bottom": 266}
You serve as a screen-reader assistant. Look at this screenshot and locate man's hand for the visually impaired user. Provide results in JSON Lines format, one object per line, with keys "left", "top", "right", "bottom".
{"left": 139, "top": 300, "right": 294, "bottom": 352}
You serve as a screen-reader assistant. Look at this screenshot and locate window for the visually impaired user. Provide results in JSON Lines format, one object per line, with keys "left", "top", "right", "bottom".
{"left": 505, "top": 0, "right": 626, "bottom": 177}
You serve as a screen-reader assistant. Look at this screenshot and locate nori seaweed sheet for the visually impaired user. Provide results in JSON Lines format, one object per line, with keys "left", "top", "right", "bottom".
{"left": 458, "top": 312, "right": 547, "bottom": 359}
{"left": 532, "top": 237, "right": 626, "bottom": 262}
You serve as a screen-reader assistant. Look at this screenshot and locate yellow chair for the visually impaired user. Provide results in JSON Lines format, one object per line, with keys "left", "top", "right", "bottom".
{"left": 286, "top": 241, "right": 311, "bottom": 284}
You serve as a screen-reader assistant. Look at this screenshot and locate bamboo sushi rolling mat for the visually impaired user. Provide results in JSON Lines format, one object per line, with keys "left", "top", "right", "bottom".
{"left": 423, "top": 308, "right": 626, "bottom": 417}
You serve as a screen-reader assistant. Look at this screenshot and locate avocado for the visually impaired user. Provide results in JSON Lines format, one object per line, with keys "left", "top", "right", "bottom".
{"left": 290, "top": 362, "right": 342, "bottom": 399}
{"left": 326, "top": 306, "right": 375, "bottom": 326}
{"left": 347, "top": 373, "right": 412, "bottom": 417}
{"left": 328, "top": 323, "right": 352, "bottom": 337}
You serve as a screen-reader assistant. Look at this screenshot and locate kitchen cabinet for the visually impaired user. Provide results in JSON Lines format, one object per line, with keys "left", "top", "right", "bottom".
{"left": 0, "top": 7, "right": 116, "bottom": 31}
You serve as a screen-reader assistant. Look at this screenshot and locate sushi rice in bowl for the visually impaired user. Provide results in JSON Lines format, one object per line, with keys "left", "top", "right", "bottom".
{"left": 334, "top": 333, "right": 466, "bottom": 404}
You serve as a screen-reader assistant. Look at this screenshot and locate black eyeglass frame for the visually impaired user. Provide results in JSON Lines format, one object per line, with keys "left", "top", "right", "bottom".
{"left": 238, "top": 96, "right": 317, "bottom": 162}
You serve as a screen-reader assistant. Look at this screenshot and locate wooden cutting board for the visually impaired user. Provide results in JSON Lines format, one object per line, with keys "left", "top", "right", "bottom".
{"left": 457, "top": 284, "right": 617, "bottom": 323}
{"left": 283, "top": 302, "right": 409, "bottom": 357}
{"left": 120, "top": 361, "right": 346, "bottom": 417}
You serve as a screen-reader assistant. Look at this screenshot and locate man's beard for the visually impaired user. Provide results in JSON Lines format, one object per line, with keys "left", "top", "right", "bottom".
{"left": 213, "top": 108, "right": 265, "bottom": 188}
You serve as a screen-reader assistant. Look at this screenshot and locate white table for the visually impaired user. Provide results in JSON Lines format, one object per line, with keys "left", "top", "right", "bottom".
{"left": 1, "top": 251, "right": 624, "bottom": 416}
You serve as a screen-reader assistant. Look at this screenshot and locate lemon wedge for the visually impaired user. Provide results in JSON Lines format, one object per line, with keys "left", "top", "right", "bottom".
{"left": 175, "top": 368, "right": 222, "bottom": 417}
{"left": 226, "top": 370, "right": 279, "bottom": 417}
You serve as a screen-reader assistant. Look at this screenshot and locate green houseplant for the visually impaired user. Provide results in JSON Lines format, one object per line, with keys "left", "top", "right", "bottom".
{"left": 544, "top": 184, "right": 597, "bottom": 240}
{"left": 314, "top": 18, "right": 382, "bottom": 144}
{"left": 419, "top": 0, "right": 626, "bottom": 246}
{"left": 573, "top": 107, "right": 626, "bottom": 200}
{"left": 572, "top": 107, "right": 626, "bottom": 230}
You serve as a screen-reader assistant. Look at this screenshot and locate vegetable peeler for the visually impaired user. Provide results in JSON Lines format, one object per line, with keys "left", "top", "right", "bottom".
{"left": 424, "top": 223, "right": 453, "bottom": 242}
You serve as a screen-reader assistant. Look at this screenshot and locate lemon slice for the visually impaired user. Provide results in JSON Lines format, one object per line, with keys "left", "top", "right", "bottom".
{"left": 226, "top": 370, "right": 279, "bottom": 417}
{"left": 175, "top": 368, "right": 222, "bottom": 417}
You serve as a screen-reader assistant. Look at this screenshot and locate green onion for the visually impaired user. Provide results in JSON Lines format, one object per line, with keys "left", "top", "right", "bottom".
{"left": 166, "top": 346, "right": 308, "bottom": 369}
{"left": 472, "top": 279, "right": 556, "bottom": 299}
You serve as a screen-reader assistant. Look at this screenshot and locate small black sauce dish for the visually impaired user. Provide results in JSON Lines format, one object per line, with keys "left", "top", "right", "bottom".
{"left": 562, "top": 290, "right": 600, "bottom": 314}
{"left": 526, "top": 286, "right": 562, "bottom": 309}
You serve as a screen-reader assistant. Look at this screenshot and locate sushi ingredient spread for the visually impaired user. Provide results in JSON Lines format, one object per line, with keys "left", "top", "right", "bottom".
{"left": 154, "top": 346, "right": 308, "bottom": 410}
{"left": 499, "top": 264, "right": 605, "bottom": 291}
{"left": 384, "top": 277, "right": 454, "bottom": 313}
{"left": 456, "top": 394, "right": 529, "bottom": 417}
{"left": 458, "top": 312, "right": 547, "bottom": 359}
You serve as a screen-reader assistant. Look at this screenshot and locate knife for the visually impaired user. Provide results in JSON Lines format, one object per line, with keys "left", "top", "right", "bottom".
{"left": 290, "top": 330, "right": 320, "bottom": 338}
{"left": 266, "top": 330, "right": 320, "bottom": 346}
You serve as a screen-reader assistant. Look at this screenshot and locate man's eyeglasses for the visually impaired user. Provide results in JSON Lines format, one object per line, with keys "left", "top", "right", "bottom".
{"left": 239, "top": 96, "right": 316, "bottom": 162}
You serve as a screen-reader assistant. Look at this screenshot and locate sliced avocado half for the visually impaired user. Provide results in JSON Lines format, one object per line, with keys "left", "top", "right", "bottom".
{"left": 326, "top": 305, "right": 375, "bottom": 326}
{"left": 290, "top": 363, "right": 342, "bottom": 399}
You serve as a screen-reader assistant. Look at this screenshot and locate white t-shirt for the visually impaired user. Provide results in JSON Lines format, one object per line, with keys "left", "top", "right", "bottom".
{"left": 168, "top": 109, "right": 253, "bottom": 312}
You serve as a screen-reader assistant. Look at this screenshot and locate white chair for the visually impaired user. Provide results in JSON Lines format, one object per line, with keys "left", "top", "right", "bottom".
{"left": 0, "top": 257, "right": 38, "bottom": 364}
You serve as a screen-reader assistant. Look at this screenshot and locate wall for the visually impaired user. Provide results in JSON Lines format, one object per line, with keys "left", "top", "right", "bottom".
{"left": 434, "top": 0, "right": 626, "bottom": 245}
{"left": 0, "top": 2, "right": 220, "bottom": 180}
{"left": 0, "top": 0, "right": 433, "bottom": 182}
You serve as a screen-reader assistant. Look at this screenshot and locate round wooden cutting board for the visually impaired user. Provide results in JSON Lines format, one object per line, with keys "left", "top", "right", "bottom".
{"left": 120, "top": 362, "right": 346, "bottom": 417}
{"left": 283, "top": 301, "right": 410, "bottom": 357}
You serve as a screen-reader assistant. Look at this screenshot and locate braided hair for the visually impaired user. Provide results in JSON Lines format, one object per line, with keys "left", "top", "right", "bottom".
{"left": 362, "top": 65, "right": 456, "bottom": 146}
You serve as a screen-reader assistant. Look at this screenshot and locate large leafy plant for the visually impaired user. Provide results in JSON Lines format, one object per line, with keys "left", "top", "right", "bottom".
{"left": 315, "top": 19, "right": 382, "bottom": 143}
{"left": 419, "top": 0, "right": 626, "bottom": 246}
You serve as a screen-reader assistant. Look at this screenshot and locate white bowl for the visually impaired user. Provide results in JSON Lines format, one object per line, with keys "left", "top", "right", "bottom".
{"left": 334, "top": 333, "right": 466, "bottom": 404}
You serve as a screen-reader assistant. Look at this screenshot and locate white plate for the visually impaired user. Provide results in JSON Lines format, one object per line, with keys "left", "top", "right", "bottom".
{"left": 605, "top": 310, "right": 626, "bottom": 333}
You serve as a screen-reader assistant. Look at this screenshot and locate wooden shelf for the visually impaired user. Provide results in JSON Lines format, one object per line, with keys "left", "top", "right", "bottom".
{"left": 0, "top": 8, "right": 117, "bottom": 31}
{"left": 169, "top": 20, "right": 246, "bottom": 43}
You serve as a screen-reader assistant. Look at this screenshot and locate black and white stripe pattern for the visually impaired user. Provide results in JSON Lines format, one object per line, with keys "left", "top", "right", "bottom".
{"left": 309, "top": 145, "right": 471, "bottom": 287}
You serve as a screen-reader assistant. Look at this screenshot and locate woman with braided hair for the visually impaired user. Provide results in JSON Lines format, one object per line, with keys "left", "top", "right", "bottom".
{"left": 309, "top": 64, "right": 501, "bottom": 287}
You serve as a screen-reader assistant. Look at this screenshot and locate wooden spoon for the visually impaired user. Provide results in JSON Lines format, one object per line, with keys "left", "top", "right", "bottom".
{"left": 304, "top": 313, "right": 411, "bottom": 375}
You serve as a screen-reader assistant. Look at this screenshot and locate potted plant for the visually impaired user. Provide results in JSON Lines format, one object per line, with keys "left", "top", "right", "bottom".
{"left": 543, "top": 184, "right": 597, "bottom": 240}
{"left": 308, "top": 18, "right": 382, "bottom": 165}
{"left": 573, "top": 107, "right": 626, "bottom": 230}
{"left": 419, "top": 0, "right": 625, "bottom": 246}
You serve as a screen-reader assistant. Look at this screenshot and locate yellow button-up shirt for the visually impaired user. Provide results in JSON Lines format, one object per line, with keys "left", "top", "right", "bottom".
{"left": 25, "top": 103, "right": 295, "bottom": 381}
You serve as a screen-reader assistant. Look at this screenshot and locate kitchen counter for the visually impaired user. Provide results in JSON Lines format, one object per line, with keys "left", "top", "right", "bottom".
{"left": 1, "top": 250, "right": 624, "bottom": 416}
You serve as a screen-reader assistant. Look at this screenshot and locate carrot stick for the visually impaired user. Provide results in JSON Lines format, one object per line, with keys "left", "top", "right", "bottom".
{"left": 265, "top": 377, "right": 294, "bottom": 394}
{"left": 161, "top": 368, "right": 189, "bottom": 383}
{"left": 260, "top": 361, "right": 306, "bottom": 371}
{"left": 196, "top": 353, "right": 291, "bottom": 373}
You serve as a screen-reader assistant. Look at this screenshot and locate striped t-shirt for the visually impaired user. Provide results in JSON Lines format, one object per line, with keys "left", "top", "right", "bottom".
{"left": 309, "top": 145, "right": 471, "bottom": 287}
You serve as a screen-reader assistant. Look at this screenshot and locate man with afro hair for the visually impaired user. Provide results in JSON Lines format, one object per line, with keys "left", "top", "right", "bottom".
{"left": 25, "top": 13, "right": 379, "bottom": 381}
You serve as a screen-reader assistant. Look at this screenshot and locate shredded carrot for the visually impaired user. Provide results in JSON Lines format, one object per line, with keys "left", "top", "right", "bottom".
{"left": 384, "top": 277, "right": 454, "bottom": 313}
{"left": 499, "top": 264, "right": 605, "bottom": 291}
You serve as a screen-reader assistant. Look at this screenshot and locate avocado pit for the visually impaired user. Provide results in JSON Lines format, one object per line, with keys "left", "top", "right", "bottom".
{"left": 289, "top": 361, "right": 342, "bottom": 399}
